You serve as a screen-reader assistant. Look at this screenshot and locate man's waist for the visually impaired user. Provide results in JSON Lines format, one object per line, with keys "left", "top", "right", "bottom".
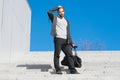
{"left": 55, "top": 36, "right": 67, "bottom": 39}
{"left": 54, "top": 37, "right": 67, "bottom": 40}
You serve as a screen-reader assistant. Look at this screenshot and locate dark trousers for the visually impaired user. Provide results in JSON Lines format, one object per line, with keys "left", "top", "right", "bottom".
{"left": 54, "top": 38, "right": 75, "bottom": 71}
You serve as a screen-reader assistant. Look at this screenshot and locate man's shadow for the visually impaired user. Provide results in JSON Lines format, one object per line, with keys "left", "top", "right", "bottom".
{"left": 17, "top": 64, "right": 70, "bottom": 74}
{"left": 17, "top": 64, "right": 52, "bottom": 72}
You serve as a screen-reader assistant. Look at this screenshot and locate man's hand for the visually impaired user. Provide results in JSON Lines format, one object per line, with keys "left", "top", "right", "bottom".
{"left": 71, "top": 44, "right": 78, "bottom": 48}
{"left": 71, "top": 44, "right": 75, "bottom": 48}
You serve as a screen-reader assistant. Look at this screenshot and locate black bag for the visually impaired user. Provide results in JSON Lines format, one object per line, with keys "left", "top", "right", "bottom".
{"left": 61, "top": 46, "right": 82, "bottom": 68}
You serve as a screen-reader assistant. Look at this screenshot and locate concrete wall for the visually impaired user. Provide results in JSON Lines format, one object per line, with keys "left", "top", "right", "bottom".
{"left": 0, "top": 0, "right": 3, "bottom": 52}
{"left": 0, "top": 0, "right": 31, "bottom": 63}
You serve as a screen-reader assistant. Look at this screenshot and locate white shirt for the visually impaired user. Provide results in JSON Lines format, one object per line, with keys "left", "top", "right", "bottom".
{"left": 56, "top": 17, "right": 67, "bottom": 39}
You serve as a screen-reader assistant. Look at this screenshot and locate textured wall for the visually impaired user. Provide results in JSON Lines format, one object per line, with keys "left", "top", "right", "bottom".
{"left": 0, "top": 0, "right": 31, "bottom": 63}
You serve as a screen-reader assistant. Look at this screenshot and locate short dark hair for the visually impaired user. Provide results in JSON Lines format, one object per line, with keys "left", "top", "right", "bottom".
{"left": 57, "top": 7, "right": 64, "bottom": 12}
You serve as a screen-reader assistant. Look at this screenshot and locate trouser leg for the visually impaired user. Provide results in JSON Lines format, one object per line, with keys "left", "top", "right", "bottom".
{"left": 54, "top": 38, "right": 63, "bottom": 70}
{"left": 62, "top": 45, "right": 75, "bottom": 70}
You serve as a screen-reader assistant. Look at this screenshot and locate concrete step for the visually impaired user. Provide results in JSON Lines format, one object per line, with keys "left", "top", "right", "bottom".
{"left": 0, "top": 51, "right": 120, "bottom": 80}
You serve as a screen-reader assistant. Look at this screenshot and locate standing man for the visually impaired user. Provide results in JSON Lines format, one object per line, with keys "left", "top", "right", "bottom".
{"left": 47, "top": 6, "right": 79, "bottom": 74}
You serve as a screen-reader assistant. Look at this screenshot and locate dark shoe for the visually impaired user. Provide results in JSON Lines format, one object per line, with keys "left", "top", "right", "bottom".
{"left": 70, "top": 69, "right": 80, "bottom": 74}
{"left": 56, "top": 70, "right": 62, "bottom": 74}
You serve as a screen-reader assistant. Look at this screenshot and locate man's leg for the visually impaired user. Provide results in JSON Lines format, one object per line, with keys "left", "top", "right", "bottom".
{"left": 62, "top": 45, "right": 75, "bottom": 69}
{"left": 62, "top": 45, "right": 79, "bottom": 74}
{"left": 54, "top": 38, "right": 63, "bottom": 73}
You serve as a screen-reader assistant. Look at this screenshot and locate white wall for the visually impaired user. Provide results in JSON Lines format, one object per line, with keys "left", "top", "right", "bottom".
{"left": 0, "top": 0, "right": 3, "bottom": 53}
{"left": 0, "top": 0, "right": 31, "bottom": 63}
{"left": 0, "top": 0, "right": 2, "bottom": 51}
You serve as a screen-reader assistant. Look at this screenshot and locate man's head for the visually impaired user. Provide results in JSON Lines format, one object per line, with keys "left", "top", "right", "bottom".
{"left": 57, "top": 6, "right": 64, "bottom": 18}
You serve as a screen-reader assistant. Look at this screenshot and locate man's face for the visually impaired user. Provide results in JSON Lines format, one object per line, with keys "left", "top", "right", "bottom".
{"left": 57, "top": 8, "right": 64, "bottom": 18}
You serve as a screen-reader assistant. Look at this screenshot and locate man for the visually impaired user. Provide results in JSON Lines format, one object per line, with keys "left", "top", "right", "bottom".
{"left": 47, "top": 6, "right": 79, "bottom": 74}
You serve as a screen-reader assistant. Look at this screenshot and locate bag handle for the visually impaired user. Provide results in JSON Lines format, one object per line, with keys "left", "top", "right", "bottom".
{"left": 73, "top": 46, "right": 78, "bottom": 56}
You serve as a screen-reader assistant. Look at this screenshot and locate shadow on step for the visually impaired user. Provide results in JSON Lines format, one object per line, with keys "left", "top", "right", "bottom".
{"left": 17, "top": 64, "right": 52, "bottom": 72}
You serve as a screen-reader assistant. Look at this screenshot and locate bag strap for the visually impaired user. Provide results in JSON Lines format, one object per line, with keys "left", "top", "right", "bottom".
{"left": 73, "top": 46, "right": 78, "bottom": 56}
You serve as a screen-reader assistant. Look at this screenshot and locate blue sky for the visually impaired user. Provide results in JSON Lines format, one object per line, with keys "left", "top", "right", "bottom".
{"left": 28, "top": 0, "right": 120, "bottom": 51}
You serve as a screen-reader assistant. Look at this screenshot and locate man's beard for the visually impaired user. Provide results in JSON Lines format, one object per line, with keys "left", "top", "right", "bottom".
{"left": 59, "top": 14, "right": 64, "bottom": 18}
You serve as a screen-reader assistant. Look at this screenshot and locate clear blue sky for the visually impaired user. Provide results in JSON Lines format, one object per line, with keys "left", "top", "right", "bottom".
{"left": 28, "top": 0, "right": 120, "bottom": 51}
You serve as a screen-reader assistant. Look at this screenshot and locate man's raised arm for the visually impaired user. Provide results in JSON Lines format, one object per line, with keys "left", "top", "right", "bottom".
{"left": 47, "top": 6, "right": 62, "bottom": 22}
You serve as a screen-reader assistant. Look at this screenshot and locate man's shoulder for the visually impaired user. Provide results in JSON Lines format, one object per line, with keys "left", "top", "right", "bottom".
{"left": 65, "top": 18, "right": 69, "bottom": 23}
{"left": 63, "top": 17, "right": 68, "bottom": 21}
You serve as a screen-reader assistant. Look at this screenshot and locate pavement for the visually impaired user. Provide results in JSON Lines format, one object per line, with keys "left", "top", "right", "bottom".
{"left": 0, "top": 51, "right": 120, "bottom": 80}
